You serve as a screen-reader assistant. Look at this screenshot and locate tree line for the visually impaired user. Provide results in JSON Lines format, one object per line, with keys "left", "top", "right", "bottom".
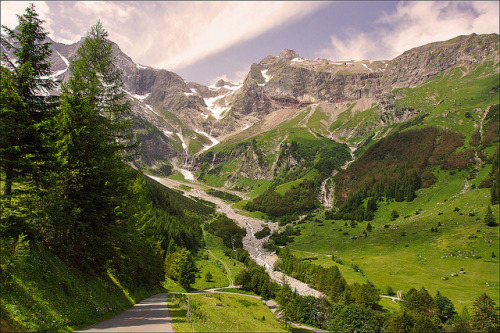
{"left": 261, "top": 247, "right": 499, "bottom": 332}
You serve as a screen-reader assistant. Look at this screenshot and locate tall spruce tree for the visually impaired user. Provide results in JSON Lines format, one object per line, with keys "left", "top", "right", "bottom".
{"left": 0, "top": 4, "right": 56, "bottom": 216}
{"left": 53, "top": 21, "right": 134, "bottom": 270}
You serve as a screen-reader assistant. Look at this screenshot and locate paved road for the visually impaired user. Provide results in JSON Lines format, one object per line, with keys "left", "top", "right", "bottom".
{"left": 75, "top": 293, "right": 172, "bottom": 332}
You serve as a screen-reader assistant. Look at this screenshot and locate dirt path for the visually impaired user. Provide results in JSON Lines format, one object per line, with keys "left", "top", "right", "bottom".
{"left": 206, "top": 248, "right": 234, "bottom": 287}
{"left": 75, "top": 294, "right": 172, "bottom": 332}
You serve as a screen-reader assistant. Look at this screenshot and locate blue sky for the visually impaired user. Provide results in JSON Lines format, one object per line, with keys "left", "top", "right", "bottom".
{"left": 2, "top": 1, "right": 499, "bottom": 85}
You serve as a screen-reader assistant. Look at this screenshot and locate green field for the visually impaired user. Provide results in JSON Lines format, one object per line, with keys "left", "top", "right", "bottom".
{"left": 288, "top": 166, "right": 499, "bottom": 311}
{"left": 168, "top": 293, "right": 285, "bottom": 332}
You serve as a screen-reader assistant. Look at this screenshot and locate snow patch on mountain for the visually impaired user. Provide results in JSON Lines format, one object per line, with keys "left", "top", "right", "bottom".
{"left": 145, "top": 104, "right": 162, "bottom": 118}
{"left": 57, "top": 51, "right": 70, "bottom": 67}
{"left": 195, "top": 129, "right": 219, "bottom": 152}
{"left": 261, "top": 69, "right": 272, "bottom": 83}
{"left": 204, "top": 96, "right": 229, "bottom": 119}
{"left": 41, "top": 51, "right": 69, "bottom": 80}
{"left": 125, "top": 90, "right": 150, "bottom": 101}
{"left": 362, "top": 63, "right": 373, "bottom": 72}
{"left": 136, "top": 64, "right": 147, "bottom": 70}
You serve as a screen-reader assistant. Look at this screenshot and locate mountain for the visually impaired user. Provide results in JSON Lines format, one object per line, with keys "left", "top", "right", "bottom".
{"left": 9, "top": 33, "right": 498, "bottom": 195}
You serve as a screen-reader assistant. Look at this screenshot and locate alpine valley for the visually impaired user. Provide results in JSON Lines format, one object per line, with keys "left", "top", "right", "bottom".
{"left": 2, "top": 23, "right": 499, "bottom": 333}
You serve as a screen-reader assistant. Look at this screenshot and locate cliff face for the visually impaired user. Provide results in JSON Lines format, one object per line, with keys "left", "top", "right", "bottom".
{"left": 385, "top": 33, "right": 500, "bottom": 89}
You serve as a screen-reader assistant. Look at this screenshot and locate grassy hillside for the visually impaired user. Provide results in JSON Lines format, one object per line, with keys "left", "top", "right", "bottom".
{"left": 0, "top": 243, "right": 165, "bottom": 332}
{"left": 253, "top": 55, "right": 500, "bottom": 313}
{"left": 0, "top": 173, "right": 215, "bottom": 332}
{"left": 288, "top": 163, "right": 499, "bottom": 311}
{"left": 168, "top": 293, "right": 285, "bottom": 332}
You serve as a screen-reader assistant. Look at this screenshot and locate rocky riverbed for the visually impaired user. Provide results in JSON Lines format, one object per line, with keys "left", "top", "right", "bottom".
{"left": 149, "top": 176, "right": 324, "bottom": 298}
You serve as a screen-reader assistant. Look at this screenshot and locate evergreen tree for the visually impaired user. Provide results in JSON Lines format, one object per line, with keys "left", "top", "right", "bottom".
{"left": 484, "top": 206, "right": 497, "bottom": 227}
{"left": 434, "top": 291, "right": 457, "bottom": 323}
{"left": 171, "top": 248, "right": 197, "bottom": 289}
{"left": 51, "top": 21, "right": 135, "bottom": 270}
{"left": 471, "top": 293, "right": 500, "bottom": 332}
{"left": 385, "top": 310, "right": 415, "bottom": 332}
{"left": 276, "top": 282, "right": 296, "bottom": 329}
{"left": 1, "top": 4, "right": 56, "bottom": 216}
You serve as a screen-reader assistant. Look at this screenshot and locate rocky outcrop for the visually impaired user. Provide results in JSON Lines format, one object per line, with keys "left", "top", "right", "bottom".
{"left": 385, "top": 33, "right": 500, "bottom": 88}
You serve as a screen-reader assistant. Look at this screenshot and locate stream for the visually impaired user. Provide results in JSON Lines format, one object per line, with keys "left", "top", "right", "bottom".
{"left": 318, "top": 145, "right": 357, "bottom": 207}
{"left": 148, "top": 176, "right": 324, "bottom": 298}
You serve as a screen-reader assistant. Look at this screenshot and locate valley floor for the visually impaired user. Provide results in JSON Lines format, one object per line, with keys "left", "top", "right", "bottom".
{"left": 149, "top": 175, "right": 324, "bottom": 298}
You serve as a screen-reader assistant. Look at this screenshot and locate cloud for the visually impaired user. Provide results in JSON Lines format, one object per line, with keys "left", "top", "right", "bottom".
{"left": 319, "top": 1, "right": 499, "bottom": 61}
{"left": 26, "top": 1, "right": 323, "bottom": 71}
{"left": 1, "top": 1, "right": 51, "bottom": 32}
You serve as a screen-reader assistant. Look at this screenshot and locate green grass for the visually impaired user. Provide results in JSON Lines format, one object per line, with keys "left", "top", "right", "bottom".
{"left": 0, "top": 244, "right": 165, "bottom": 332}
{"left": 329, "top": 103, "right": 356, "bottom": 132}
{"left": 202, "top": 229, "right": 246, "bottom": 284}
{"left": 167, "top": 294, "right": 192, "bottom": 332}
{"left": 288, "top": 164, "right": 500, "bottom": 311}
{"left": 192, "top": 249, "right": 231, "bottom": 290}
{"left": 307, "top": 105, "right": 328, "bottom": 135}
{"left": 178, "top": 293, "right": 286, "bottom": 332}
{"left": 276, "top": 169, "right": 319, "bottom": 196}
{"left": 391, "top": 61, "right": 499, "bottom": 143}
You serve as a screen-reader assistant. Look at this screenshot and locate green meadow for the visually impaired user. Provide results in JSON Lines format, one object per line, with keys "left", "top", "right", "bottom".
{"left": 168, "top": 292, "right": 285, "bottom": 332}
{"left": 288, "top": 166, "right": 499, "bottom": 311}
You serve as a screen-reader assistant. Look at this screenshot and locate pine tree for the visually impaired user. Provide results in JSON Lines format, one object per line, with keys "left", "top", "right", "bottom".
{"left": 484, "top": 206, "right": 497, "bottom": 227}
{"left": 1, "top": 4, "right": 56, "bottom": 209}
{"left": 471, "top": 293, "right": 500, "bottom": 332}
{"left": 171, "top": 248, "right": 197, "bottom": 289}
{"left": 52, "top": 21, "right": 135, "bottom": 270}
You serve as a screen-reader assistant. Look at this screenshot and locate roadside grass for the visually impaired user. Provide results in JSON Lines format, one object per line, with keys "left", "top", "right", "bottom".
{"left": 180, "top": 293, "right": 285, "bottom": 332}
{"left": 0, "top": 244, "right": 165, "bottom": 332}
{"left": 289, "top": 165, "right": 500, "bottom": 311}
{"left": 166, "top": 294, "right": 192, "bottom": 332}
{"left": 201, "top": 229, "right": 246, "bottom": 285}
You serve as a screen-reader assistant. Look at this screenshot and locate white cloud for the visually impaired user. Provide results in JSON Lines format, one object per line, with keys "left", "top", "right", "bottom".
{"left": 319, "top": 1, "right": 499, "bottom": 61}
{"left": 21, "top": 1, "right": 323, "bottom": 71}
{"left": 1, "top": 1, "right": 51, "bottom": 31}
{"left": 210, "top": 67, "right": 250, "bottom": 85}
{"left": 121, "top": 2, "right": 324, "bottom": 71}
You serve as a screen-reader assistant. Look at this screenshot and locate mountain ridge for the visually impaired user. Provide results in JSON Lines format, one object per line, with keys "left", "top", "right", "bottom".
{"left": 4, "top": 32, "right": 497, "bottom": 181}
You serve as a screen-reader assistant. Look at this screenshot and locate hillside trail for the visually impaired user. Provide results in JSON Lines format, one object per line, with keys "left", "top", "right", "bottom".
{"left": 149, "top": 175, "right": 324, "bottom": 299}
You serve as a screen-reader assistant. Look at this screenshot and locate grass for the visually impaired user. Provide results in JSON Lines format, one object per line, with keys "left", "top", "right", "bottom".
{"left": 202, "top": 228, "right": 246, "bottom": 284}
{"left": 192, "top": 249, "right": 231, "bottom": 291}
{"left": 169, "top": 293, "right": 286, "bottom": 332}
{"left": 288, "top": 163, "right": 500, "bottom": 311}
{"left": 0, "top": 244, "right": 165, "bottom": 332}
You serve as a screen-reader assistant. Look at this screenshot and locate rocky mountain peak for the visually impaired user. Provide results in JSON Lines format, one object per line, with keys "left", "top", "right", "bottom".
{"left": 279, "top": 49, "right": 300, "bottom": 60}
{"left": 215, "top": 79, "right": 228, "bottom": 87}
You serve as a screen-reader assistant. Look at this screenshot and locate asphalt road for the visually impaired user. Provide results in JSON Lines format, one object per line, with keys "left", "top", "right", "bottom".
{"left": 75, "top": 293, "right": 173, "bottom": 332}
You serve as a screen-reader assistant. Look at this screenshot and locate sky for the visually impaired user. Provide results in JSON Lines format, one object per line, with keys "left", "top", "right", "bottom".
{"left": 1, "top": 1, "right": 499, "bottom": 85}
